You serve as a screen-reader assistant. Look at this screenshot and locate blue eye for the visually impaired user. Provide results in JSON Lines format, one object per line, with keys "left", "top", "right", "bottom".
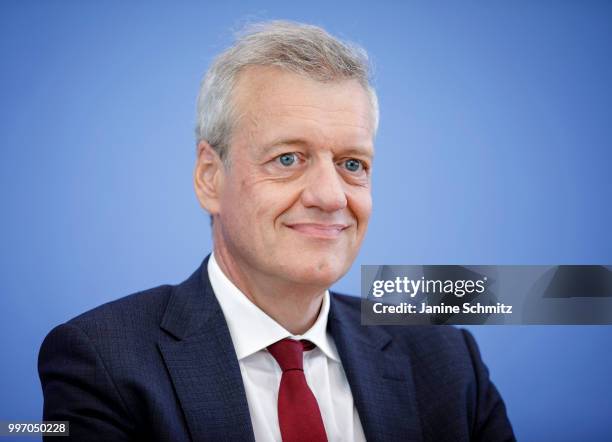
{"left": 344, "top": 159, "right": 362, "bottom": 172}
{"left": 278, "top": 153, "right": 296, "bottom": 166}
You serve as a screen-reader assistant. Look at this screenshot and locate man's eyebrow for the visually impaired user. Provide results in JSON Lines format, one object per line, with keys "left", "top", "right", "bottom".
{"left": 339, "top": 146, "right": 375, "bottom": 158}
{"left": 260, "top": 138, "right": 310, "bottom": 150}
{"left": 260, "top": 138, "right": 374, "bottom": 156}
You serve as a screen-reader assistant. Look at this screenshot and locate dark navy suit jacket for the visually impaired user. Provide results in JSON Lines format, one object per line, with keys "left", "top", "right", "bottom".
{"left": 39, "top": 257, "right": 515, "bottom": 441}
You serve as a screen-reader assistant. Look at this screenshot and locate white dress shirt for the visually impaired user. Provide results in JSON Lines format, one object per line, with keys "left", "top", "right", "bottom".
{"left": 208, "top": 253, "right": 366, "bottom": 442}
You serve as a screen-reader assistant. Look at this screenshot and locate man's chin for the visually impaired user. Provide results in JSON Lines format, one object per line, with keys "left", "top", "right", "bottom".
{"left": 282, "top": 259, "right": 350, "bottom": 288}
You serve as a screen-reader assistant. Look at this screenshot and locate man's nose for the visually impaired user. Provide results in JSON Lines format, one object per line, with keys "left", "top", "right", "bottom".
{"left": 300, "top": 161, "right": 348, "bottom": 212}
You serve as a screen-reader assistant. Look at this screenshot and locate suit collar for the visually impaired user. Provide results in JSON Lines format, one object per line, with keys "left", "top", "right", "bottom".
{"left": 158, "top": 255, "right": 255, "bottom": 441}
{"left": 160, "top": 255, "right": 219, "bottom": 340}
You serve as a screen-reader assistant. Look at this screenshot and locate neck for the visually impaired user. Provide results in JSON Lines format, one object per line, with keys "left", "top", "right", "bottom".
{"left": 213, "top": 246, "right": 326, "bottom": 335}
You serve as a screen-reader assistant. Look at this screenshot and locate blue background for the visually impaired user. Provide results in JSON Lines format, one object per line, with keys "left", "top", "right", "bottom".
{"left": 1, "top": 1, "right": 611, "bottom": 440}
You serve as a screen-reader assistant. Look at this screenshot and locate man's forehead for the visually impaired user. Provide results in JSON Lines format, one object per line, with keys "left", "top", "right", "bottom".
{"left": 231, "top": 66, "right": 375, "bottom": 145}
{"left": 236, "top": 67, "right": 370, "bottom": 115}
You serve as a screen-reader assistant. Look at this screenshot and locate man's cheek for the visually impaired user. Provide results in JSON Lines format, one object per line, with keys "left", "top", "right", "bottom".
{"left": 350, "top": 194, "right": 372, "bottom": 221}
{"left": 253, "top": 200, "right": 272, "bottom": 221}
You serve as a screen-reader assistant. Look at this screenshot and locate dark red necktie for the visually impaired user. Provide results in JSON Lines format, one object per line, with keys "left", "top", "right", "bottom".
{"left": 267, "top": 338, "right": 328, "bottom": 442}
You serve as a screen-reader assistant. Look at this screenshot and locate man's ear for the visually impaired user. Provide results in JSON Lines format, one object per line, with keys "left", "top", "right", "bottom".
{"left": 194, "top": 140, "right": 225, "bottom": 215}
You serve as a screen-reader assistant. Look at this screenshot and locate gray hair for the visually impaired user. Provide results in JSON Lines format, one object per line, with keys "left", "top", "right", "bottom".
{"left": 195, "top": 20, "right": 379, "bottom": 161}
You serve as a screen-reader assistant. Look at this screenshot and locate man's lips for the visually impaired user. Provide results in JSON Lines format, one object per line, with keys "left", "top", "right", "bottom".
{"left": 285, "top": 223, "right": 349, "bottom": 238}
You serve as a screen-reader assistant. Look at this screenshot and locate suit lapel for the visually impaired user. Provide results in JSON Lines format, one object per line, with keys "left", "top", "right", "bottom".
{"left": 158, "top": 257, "right": 255, "bottom": 442}
{"left": 329, "top": 294, "right": 423, "bottom": 442}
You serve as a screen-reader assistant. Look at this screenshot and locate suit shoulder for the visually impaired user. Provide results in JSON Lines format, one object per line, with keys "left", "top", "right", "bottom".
{"left": 38, "top": 283, "right": 178, "bottom": 393}
{"left": 63, "top": 284, "right": 174, "bottom": 339}
{"left": 330, "top": 291, "right": 467, "bottom": 347}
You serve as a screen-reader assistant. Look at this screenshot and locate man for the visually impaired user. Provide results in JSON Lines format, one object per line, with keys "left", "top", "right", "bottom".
{"left": 39, "top": 21, "right": 515, "bottom": 441}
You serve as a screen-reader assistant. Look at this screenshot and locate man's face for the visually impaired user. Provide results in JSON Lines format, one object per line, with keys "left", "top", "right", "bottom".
{"left": 211, "top": 66, "right": 374, "bottom": 289}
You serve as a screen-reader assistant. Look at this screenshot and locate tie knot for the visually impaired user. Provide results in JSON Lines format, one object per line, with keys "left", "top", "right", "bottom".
{"left": 267, "top": 338, "right": 314, "bottom": 372}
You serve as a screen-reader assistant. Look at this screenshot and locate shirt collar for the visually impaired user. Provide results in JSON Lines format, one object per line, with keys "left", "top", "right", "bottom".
{"left": 208, "top": 252, "right": 340, "bottom": 362}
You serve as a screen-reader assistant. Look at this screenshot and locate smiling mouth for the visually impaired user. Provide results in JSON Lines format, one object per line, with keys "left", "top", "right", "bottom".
{"left": 285, "top": 223, "right": 349, "bottom": 239}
